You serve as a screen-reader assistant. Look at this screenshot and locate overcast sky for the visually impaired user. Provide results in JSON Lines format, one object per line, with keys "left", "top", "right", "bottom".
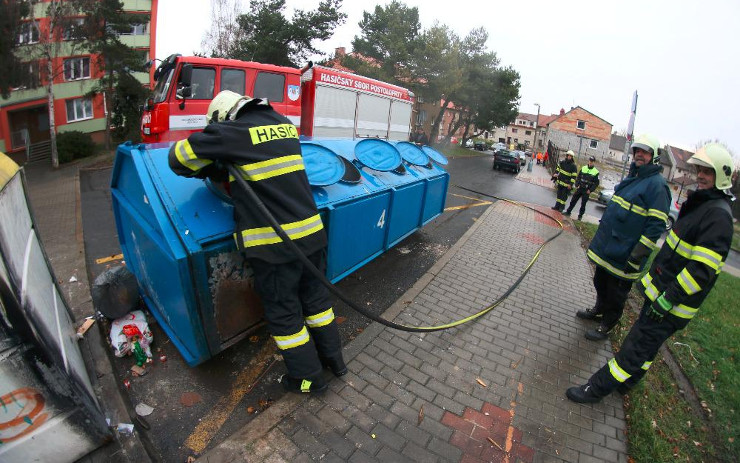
{"left": 157, "top": 0, "right": 740, "bottom": 155}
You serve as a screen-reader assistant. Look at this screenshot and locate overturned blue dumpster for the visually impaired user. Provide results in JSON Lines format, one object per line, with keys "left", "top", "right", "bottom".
{"left": 110, "top": 139, "right": 448, "bottom": 366}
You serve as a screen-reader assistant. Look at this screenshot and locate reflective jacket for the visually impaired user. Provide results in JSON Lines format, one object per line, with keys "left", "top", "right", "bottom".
{"left": 639, "top": 188, "right": 733, "bottom": 327}
{"left": 587, "top": 163, "right": 670, "bottom": 280}
{"left": 168, "top": 99, "right": 327, "bottom": 263}
{"left": 555, "top": 158, "right": 577, "bottom": 188}
{"left": 575, "top": 165, "right": 600, "bottom": 191}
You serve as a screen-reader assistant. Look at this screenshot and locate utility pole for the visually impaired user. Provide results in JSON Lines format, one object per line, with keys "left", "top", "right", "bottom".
{"left": 620, "top": 91, "right": 638, "bottom": 180}
{"left": 532, "top": 103, "right": 540, "bottom": 152}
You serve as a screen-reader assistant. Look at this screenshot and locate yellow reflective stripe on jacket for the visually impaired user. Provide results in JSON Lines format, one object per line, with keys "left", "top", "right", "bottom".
{"left": 587, "top": 249, "right": 641, "bottom": 280}
{"left": 641, "top": 361, "right": 652, "bottom": 371}
{"left": 239, "top": 214, "right": 324, "bottom": 248}
{"left": 611, "top": 195, "right": 647, "bottom": 217}
{"left": 648, "top": 208, "right": 668, "bottom": 221}
{"left": 665, "top": 231, "right": 724, "bottom": 272}
{"left": 608, "top": 358, "right": 631, "bottom": 382}
{"left": 305, "top": 308, "right": 335, "bottom": 328}
{"left": 229, "top": 155, "right": 305, "bottom": 182}
{"left": 670, "top": 303, "right": 699, "bottom": 319}
{"left": 677, "top": 268, "right": 701, "bottom": 295}
{"left": 639, "top": 235, "right": 658, "bottom": 251}
{"left": 174, "top": 140, "right": 213, "bottom": 172}
{"left": 641, "top": 273, "right": 660, "bottom": 301}
{"left": 691, "top": 245, "right": 724, "bottom": 272}
{"left": 273, "top": 326, "right": 310, "bottom": 350}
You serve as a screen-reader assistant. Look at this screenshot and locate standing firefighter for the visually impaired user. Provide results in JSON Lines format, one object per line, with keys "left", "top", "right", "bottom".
{"left": 567, "top": 143, "right": 735, "bottom": 403}
{"left": 577, "top": 134, "right": 671, "bottom": 340}
{"left": 564, "top": 155, "right": 600, "bottom": 220}
{"left": 551, "top": 150, "right": 577, "bottom": 211}
{"left": 168, "top": 90, "right": 346, "bottom": 394}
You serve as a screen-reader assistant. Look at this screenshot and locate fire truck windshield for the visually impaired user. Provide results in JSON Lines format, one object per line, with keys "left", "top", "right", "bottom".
{"left": 151, "top": 67, "right": 174, "bottom": 104}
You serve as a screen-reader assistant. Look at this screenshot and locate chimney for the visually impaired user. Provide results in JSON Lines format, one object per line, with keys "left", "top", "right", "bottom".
{"left": 335, "top": 47, "right": 346, "bottom": 57}
{"left": 559, "top": 108, "right": 565, "bottom": 115}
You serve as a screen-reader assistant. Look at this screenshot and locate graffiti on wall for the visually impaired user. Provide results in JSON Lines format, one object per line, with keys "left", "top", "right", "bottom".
{"left": 0, "top": 388, "right": 49, "bottom": 444}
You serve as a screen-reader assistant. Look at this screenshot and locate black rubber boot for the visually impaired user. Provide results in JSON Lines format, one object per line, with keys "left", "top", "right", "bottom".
{"left": 578, "top": 215, "right": 583, "bottom": 221}
{"left": 585, "top": 324, "right": 611, "bottom": 341}
{"left": 566, "top": 384, "right": 603, "bottom": 404}
{"left": 564, "top": 210, "right": 572, "bottom": 216}
{"left": 551, "top": 205, "right": 559, "bottom": 210}
{"left": 576, "top": 307, "right": 603, "bottom": 321}
{"left": 279, "top": 375, "right": 328, "bottom": 394}
{"left": 616, "top": 383, "right": 631, "bottom": 396}
{"left": 320, "top": 355, "right": 348, "bottom": 377}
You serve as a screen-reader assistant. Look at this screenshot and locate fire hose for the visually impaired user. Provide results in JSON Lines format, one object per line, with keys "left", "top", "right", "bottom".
{"left": 227, "top": 164, "right": 564, "bottom": 333}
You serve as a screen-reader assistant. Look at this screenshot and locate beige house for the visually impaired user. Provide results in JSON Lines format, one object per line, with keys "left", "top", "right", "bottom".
{"left": 543, "top": 106, "right": 613, "bottom": 162}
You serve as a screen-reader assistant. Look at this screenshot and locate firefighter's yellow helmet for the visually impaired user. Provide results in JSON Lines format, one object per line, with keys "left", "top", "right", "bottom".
{"left": 207, "top": 90, "right": 252, "bottom": 123}
{"left": 688, "top": 143, "right": 735, "bottom": 190}
{"left": 631, "top": 134, "right": 661, "bottom": 164}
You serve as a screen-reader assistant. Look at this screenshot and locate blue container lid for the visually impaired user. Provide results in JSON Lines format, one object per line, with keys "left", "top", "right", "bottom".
{"left": 421, "top": 146, "right": 449, "bottom": 166}
{"left": 395, "top": 142, "right": 430, "bottom": 166}
{"left": 354, "top": 139, "right": 402, "bottom": 172}
{"left": 300, "top": 142, "right": 346, "bottom": 186}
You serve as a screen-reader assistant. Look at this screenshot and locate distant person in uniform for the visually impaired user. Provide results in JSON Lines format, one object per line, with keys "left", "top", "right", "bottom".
{"left": 565, "top": 155, "right": 600, "bottom": 221}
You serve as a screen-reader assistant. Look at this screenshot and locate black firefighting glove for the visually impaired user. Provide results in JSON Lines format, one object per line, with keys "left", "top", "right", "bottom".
{"left": 648, "top": 293, "right": 673, "bottom": 321}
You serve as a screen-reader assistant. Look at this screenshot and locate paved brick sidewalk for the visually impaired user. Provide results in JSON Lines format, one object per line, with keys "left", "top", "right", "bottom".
{"left": 199, "top": 201, "right": 628, "bottom": 462}
{"left": 516, "top": 162, "right": 555, "bottom": 191}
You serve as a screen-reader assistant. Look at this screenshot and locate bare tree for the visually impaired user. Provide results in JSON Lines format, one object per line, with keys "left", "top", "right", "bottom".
{"left": 201, "top": 0, "right": 244, "bottom": 57}
{"left": 29, "top": 1, "right": 87, "bottom": 168}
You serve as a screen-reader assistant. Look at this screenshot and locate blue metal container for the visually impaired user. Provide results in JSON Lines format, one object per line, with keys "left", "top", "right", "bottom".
{"left": 111, "top": 139, "right": 448, "bottom": 365}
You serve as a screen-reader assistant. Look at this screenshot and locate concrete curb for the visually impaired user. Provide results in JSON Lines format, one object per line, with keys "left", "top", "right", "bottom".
{"left": 196, "top": 204, "right": 498, "bottom": 462}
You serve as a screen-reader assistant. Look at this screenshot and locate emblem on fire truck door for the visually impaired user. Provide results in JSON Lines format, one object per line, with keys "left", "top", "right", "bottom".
{"left": 287, "top": 85, "right": 300, "bottom": 101}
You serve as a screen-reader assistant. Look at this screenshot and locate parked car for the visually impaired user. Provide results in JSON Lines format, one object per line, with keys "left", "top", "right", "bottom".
{"left": 493, "top": 142, "right": 506, "bottom": 152}
{"left": 464, "top": 139, "right": 474, "bottom": 148}
{"left": 513, "top": 150, "right": 526, "bottom": 165}
{"left": 596, "top": 189, "right": 680, "bottom": 230}
{"left": 492, "top": 149, "right": 521, "bottom": 173}
{"left": 474, "top": 141, "right": 487, "bottom": 151}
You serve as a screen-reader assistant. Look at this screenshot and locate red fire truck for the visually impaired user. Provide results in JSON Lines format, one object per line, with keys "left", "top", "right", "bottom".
{"left": 140, "top": 54, "right": 415, "bottom": 143}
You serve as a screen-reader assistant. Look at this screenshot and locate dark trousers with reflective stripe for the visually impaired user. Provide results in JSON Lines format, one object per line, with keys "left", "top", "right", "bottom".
{"left": 555, "top": 185, "right": 570, "bottom": 210}
{"left": 248, "top": 249, "right": 342, "bottom": 380}
{"left": 590, "top": 300, "right": 681, "bottom": 396}
{"left": 566, "top": 188, "right": 590, "bottom": 217}
{"left": 593, "top": 265, "right": 633, "bottom": 329}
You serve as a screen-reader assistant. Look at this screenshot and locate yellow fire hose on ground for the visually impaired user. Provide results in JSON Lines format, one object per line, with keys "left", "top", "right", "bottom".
{"left": 227, "top": 163, "right": 564, "bottom": 333}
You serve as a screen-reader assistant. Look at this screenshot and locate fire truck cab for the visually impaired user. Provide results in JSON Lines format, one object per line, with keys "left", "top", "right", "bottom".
{"left": 141, "top": 54, "right": 301, "bottom": 143}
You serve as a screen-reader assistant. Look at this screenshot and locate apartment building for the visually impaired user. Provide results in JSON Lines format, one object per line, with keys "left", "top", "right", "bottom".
{"left": 0, "top": 0, "right": 159, "bottom": 163}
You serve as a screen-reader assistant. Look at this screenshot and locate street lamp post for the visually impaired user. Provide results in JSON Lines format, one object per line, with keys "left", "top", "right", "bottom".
{"left": 532, "top": 103, "right": 540, "bottom": 152}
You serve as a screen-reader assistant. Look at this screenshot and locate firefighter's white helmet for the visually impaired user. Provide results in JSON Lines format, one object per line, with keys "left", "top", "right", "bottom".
{"left": 207, "top": 90, "right": 252, "bottom": 123}
{"left": 688, "top": 143, "right": 735, "bottom": 190}
{"left": 631, "top": 134, "right": 661, "bottom": 164}
{"left": 566, "top": 150, "right": 574, "bottom": 157}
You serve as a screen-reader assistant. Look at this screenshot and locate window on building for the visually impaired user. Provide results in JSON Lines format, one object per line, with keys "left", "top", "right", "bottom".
{"left": 416, "top": 109, "right": 427, "bottom": 125}
{"left": 11, "top": 61, "right": 41, "bottom": 90}
{"left": 254, "top": 72, "right": 285, "bottom": 102}
{"left": 121, "top": 22, "right": 148, "bottom": 35}
{"left": 18, "top": 21, "right": 40, "bottom": 44}
{"left": 66, "top": 97, "right": 93, "bottom": 122}
{"left": 64, "top": 18, "right": 85, "bottom": 40}
{"left": 525, "top": 130, "right": 531, "bottom": 135}
{"left": 512, "top": 128, "right": 518, "bottom": 133}
{"left": 576, "top": 120, "right": 586, "bottom": 130}
{"left": 589, "top": 139, "right": 598, "bottom": 149}
{"left": 64, "top": 57, "right": 91, "bottom": 81}
{"left": 220, "top": 68, "right": 245, "bottom": 94}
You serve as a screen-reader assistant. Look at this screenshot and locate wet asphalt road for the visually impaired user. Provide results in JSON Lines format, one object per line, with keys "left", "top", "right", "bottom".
{"left": 78, "top": 152, "right": 598, "bottom": 461}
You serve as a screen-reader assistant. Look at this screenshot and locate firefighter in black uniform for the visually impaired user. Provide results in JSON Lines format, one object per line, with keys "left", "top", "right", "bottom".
{"left": 564, "top": 155, "right": 599, "bottom": 220}
{"left": 168, "top": 90, "right": 346, "bottom": 394}
{"left": 567, "top": 143, "right": 735, "bottom": 403}
{"left": 551, "top": 150, "right": 577, "bottom": 211}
